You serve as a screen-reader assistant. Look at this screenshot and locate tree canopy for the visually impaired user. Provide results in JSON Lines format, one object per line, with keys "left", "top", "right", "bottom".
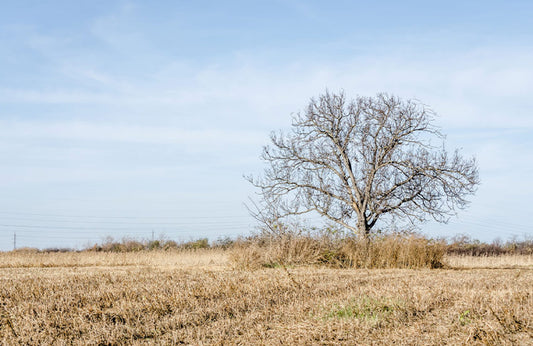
{"left": 249, "top": 91, "right": 479, "bottom": 238}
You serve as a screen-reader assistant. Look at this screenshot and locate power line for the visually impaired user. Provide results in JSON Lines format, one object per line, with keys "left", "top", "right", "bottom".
{"left": 0, "top": 217, "right": 253, "bottom": 226}
{"left": 443, "top": 219, "right": 531, "bottom": 237}
{"left": 0, "top": 211, "right": 251, "bottom": 220}
{"left": 458, "top": 215, "right": 531, "bottom": 232}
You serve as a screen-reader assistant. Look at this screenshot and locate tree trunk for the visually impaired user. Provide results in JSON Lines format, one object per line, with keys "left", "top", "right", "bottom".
{"left": 357, "top": 216, "right": 370, "bottom": 240}
{"left": 356, "top": 217, "right": 371, "bottom": 267}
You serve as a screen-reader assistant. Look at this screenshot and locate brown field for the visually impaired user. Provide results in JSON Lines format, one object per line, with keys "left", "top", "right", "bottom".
{"left": 1, "top": 250, "right": 532, "bottom": 345}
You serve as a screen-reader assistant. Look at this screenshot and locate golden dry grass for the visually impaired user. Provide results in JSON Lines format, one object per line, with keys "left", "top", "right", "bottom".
{"left": 444, "top": 254, "right": 533, "bottom": 269}
{"left": 1, "top": 250, "right": 532, "bottom": 345}
{"left": 0, "top": 249, "right": 228, "bottom": 270}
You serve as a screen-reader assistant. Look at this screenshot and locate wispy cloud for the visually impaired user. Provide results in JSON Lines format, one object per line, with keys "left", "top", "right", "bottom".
{"left": 3, "top": 43, "right": 533, "bottom": 129}
{"left": 0, "top": 120, "right": 266, "bottom": 147}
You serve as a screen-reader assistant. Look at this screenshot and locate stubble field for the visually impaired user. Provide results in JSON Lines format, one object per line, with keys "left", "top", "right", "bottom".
{"left": 0, "top": 250, "right": 532, "bottom": 345}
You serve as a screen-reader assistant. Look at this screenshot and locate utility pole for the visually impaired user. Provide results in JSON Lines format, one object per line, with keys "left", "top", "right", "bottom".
{"left": 13, "top": 231, "right": 16, "bottom": 250}
{"left": 152, "top": 230, "right": 154, "bottom": 242}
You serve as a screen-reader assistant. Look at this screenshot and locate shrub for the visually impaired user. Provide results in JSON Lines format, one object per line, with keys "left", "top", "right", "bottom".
{"left": 42, "top": 248, "right": 74, "bottom": 253}
{"left": 212, "top": 236, "right": 234, "bottom": 249}
{"left": 182, "top": 238, "right": 210, "bottom": 250}
{"left": 85, "top": 237, "right": 215, "bottom": 252}
{"left": 162, "top": 240, "right": 179, "bottom": 250}
{"left": 11, "top": 247, "right": 40, "bottom": 254}
{"left": 446, "top": 235, "right": 533, "bottom": 256}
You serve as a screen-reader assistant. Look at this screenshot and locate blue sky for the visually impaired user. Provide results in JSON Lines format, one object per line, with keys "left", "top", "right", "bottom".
{"left": 1, "top": 1, "right": 533, "bottom": 250}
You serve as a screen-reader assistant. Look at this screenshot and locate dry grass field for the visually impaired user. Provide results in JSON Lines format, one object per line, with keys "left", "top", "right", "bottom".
{"left": 1, "top": 250, "right": 532, "bottom": 345}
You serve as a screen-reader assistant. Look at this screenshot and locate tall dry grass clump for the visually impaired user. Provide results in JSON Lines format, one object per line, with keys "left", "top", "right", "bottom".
{"left": 230, "top": 233, "right": 330, "bottom": 269}
{"left": 341, "top": 234, "right": 446, "bottom": 269}
{"left": 230, "top": 232, "right": 445, "bottom": 269}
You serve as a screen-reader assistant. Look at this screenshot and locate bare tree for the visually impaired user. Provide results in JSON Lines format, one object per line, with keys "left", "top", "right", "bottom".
{"left": 248, "top": 91, "right": 479, "bottom": 239}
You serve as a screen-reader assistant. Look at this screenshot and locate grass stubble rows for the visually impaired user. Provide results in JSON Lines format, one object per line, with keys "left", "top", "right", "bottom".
{"left": 0, "top": 249, "right": 532, "bottom": 345}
